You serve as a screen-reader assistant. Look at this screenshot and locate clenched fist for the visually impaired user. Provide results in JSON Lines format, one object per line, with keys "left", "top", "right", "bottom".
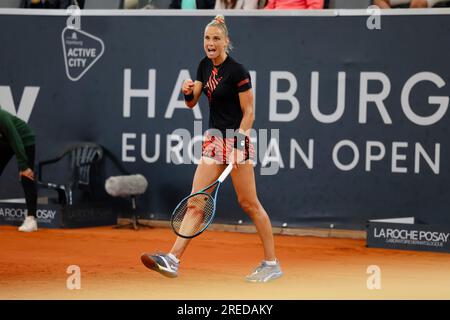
{"left": 182, "top": 79, "right": 195, "bottom": 95}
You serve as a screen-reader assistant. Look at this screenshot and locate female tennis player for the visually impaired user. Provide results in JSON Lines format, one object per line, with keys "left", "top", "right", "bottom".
{"left": 141, "top": 15, "right": 282, "bottom": 282}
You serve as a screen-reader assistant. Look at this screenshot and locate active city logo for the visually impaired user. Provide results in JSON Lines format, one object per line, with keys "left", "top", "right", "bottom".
{"left": 62, "top": 29, "right": 105, "bottom": 81}
{"left": 62, "top": 6, "right": 105, "bottom": 81}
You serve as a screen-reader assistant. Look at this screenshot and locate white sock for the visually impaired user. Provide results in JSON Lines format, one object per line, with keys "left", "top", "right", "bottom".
{"left": 265, "top": 260, "right": 277, "bottom": 266}
{"left": 167, "top": 253, "right": 180, "bottom": 264}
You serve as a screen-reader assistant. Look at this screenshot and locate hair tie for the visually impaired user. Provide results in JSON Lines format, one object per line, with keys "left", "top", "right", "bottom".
{"left": 214, "top": 16, "right": 225, "bottom": 24}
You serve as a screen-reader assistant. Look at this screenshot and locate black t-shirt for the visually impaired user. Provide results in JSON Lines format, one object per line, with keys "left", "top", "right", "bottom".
{"left": 196, "top": 56, "right": 252, "bottom": 135}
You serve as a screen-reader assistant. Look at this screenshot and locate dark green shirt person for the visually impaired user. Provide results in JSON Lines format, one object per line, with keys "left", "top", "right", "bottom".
{"left": 0, "top": 108, "right": 35, "bottom": 171}
{"left": 0, "top": 108, "right": 38, "bottom": 231}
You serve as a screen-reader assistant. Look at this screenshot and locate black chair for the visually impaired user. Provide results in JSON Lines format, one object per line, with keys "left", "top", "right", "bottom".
{"left": 37, "top": 143, "right": 104, "bottom": 205}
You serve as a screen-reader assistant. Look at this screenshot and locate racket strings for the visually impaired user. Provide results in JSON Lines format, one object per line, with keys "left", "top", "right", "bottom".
{"left": 172, "top": 193, "right": 215, "bottom": 237}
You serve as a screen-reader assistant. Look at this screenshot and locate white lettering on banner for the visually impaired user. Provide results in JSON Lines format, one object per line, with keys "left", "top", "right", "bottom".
{"left": 290, "top": 139, "right": 314, "bottom": 169}
{"left": 171, "top": 124, "right": 203, "bottom": 165}
{"left": 359, "top": 72, "right": 392, "bottom": 124}
{"left": 310, "top": 71, "right": 346, "bottom": 123}
{"left": 331, "top": 140, "right": 439, "bottom": 174}
{"left": 141, "top": 134, "right": 160, "bottom": 163}
{"left": 267, "top": 71, "right": 450, "bottom": 125}
{"left": 165, "top": 69, "right": 202, "bottom": 119}
{"left": 374, "top": 227, "right": 450, "bottom": 245}
{"left": 374, "top": 228, "right": 385, "bottom": 238}
{"left": 67, "top": 48, "right": 97, "bottom": 58}
{"left": 401, "top": 72, "right": 449, "bottom": 126}
{"left": 419, "top": 231, "right": 450, "bottom": 242}
{"left": 415, "top": 143, "right": 440, "bottom": 174}
{"left": 187, "top": 134, "right": 204, "bottom": 165}
{"left": 365, "top": 141, "right": 386, "bottom": 172}
{"left": 68, "top": 59, "right": 86, "bottom": 68}
{"left": 261, "top": 138, "right": 285, "bottom": 170}
{"left": 122, "top": 133, "right": 137, "bottom": 162}
{"left": 118, "top": 69, "right": 448, "bottom": 175}
{"left": 62, "top": 27, "right": 105, "bottom": 81}
{"left": 66, "top": 47, "right": 97, "bottom": 68}
{"left": 0, "top": 208, "right": 27, "bottom": 219}
{"left": 167, "top": 134, "right": 184, "bottom": 165}
{"left": 266, "top": 71, "right": 448, "bottom": 125}
{"left": 392, "top": 142, "right": 408, "bottom": 173}
{"left": 119, "top": 69, "right": 450, "bottom": 126}
{"left": 123, "top": 69, "right": 156, "bottom": 118}
{"left": 333, "top": 140, "right": 359, "bottom": 171}
{"left": 0, "top": 208, "right": 56, "bottom": 221}
{"left": 0, "top": 86, "right": 40, "bottom": 122}
{"left": 120, "top": 132, "right": 441, "bottom": 175}
{"left": 36, "top": 210, "right": 56, "bottom": 220}
{"left": 121, "top": 125, "right": 209, "bottom": 167}
{"left": 269, "top": 71, "right": 300, "bottom": 122}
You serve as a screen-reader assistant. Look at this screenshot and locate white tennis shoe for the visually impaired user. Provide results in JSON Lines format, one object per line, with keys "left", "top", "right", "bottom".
{"left": 18, "top": 216, "right": 38, "bottom": 232}
{"left": 141, "top": 252, "right": 179, "bottom": 278}
{"left": 245, "top": 260, "right": 283, "bottom": 283}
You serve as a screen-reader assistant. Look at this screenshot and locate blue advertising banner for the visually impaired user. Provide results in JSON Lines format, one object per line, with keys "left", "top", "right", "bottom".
{"left": 1, "top": 9, "right": 449, "bottom": 229}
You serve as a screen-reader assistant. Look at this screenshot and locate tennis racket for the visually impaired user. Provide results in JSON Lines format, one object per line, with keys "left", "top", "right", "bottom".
{"left": 170, "top": 163, "right": 233, "bottom": 239}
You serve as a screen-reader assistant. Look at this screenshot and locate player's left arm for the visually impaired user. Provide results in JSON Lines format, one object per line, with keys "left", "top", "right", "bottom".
{"left": 238, "top": 89, "right": 254, "bottom": 136}
{"left": 232, "top": 65, "right": 254, "bottom": 166}
{"left": 230, "top": 89, "right": 254, "bottom": 167}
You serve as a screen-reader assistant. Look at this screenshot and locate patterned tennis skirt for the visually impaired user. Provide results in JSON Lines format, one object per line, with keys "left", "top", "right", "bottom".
{"left": 201, "top": 131, "right": 255, "bottom": 164}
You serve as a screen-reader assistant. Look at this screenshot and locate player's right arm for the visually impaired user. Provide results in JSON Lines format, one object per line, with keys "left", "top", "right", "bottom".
{"left": 182, "top": 79, "right": 202, "bottom": 109}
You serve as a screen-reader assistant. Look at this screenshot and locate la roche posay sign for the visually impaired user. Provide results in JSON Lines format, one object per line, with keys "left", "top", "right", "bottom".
{"left": 0, "top": 206, "right": 57, "bottom": 224}
{"left": 368, "top": 223, "right": 450, "bottom": 253}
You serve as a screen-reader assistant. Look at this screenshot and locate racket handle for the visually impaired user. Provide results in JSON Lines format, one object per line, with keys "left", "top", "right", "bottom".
{"left": 218, "top": 163, "right": 234, "bottom": 183}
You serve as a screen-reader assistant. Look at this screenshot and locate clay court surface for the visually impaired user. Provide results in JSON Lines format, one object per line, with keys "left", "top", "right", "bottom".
{"left": 1, "top": 225, "right": 449, "bottom": 300}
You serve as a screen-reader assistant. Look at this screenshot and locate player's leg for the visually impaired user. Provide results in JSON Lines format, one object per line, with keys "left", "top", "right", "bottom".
{"left": 230, "top": 163, "right": 283, "bottom": 282}
{"left": 231, "top": 163, "right": 276, "bottom": 260}
{"left": 169, "top": 157, "right": 225, "bottom": 258}
{"left": 141, "top": 157, "right": 225, "bottom": 278}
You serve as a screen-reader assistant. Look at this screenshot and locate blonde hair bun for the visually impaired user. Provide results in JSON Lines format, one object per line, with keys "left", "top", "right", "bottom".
{"left": 214, "top": 15, "right": 225, "bottom": 24}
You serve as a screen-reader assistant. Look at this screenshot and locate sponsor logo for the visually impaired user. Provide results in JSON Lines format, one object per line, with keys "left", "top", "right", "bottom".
{"left": 62, "top": 29, "right": 105, "bottom": 81}
{"left": 0, "top": 207, "right": 57, "bottom": 223}
{"left": 373, "top": 227, "right": 450, "bottom": 247}
{"left": 62, "top": 6, "right": 105, "bottom": 81}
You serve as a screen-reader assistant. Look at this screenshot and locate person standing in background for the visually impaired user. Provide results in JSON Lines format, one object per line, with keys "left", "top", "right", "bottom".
{"left": 0, "top": 109, "right": 38, "bottom": 232}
